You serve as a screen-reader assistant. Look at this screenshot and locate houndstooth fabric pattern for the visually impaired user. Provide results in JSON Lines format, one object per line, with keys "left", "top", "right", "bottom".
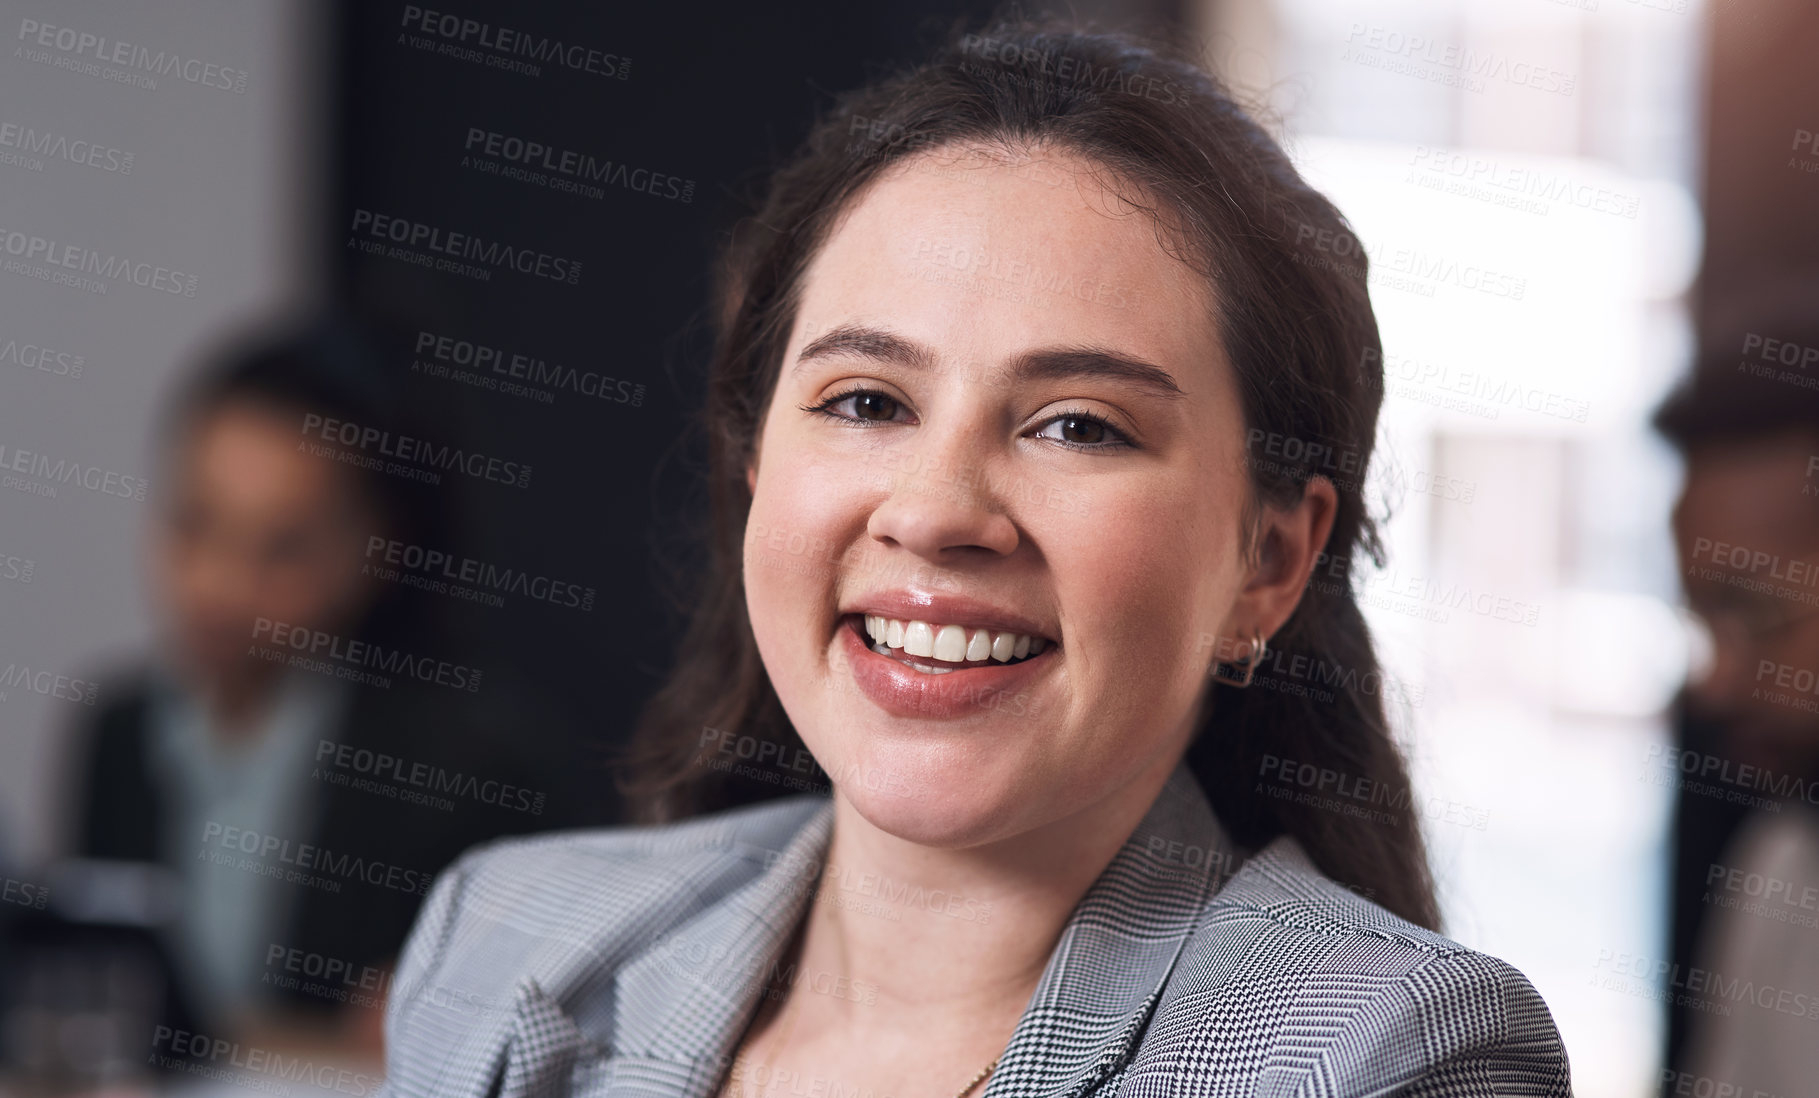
{"left": 376, "top": 763, "right": 1572, "bottom": 1098}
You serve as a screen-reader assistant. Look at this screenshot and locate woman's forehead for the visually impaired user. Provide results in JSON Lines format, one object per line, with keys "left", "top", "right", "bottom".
{"left": 795, "top": 147, "right": 1221, "bottom": 372}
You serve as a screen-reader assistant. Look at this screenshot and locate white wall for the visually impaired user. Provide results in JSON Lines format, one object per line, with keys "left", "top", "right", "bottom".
{"left": 0, "top": 0, "right": 320, "bottom": 862}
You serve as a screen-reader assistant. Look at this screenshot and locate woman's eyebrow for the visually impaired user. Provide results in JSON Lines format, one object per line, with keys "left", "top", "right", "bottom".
{"left": 793, "top": 323, "right": 1185, "bottom": 401}
{"left": 795, "top": 324, "right": 938, "bottom": 372}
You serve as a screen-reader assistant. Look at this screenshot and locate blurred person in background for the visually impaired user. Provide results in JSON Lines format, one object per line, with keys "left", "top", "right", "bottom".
{"left": 61, "top": 316, "right": 598, "bottom": 1065}
{"left": 1656, "top": 289, "right": 1819, "bottom": 1097}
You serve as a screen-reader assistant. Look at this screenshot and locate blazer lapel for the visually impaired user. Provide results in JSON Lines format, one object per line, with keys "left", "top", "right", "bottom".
{"left": 603, "top": 798, "right": 837, "bottom": 1096}
{"left": 498, "top": 978, "right": 590, "bottom": 1098}
{"left": 981, "top": 763, "right": 1239, "bottom": 1098}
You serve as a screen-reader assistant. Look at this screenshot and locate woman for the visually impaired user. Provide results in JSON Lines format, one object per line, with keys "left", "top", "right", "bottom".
{"left": 378, "top": 20, "right": 1571, "bottom": 1098}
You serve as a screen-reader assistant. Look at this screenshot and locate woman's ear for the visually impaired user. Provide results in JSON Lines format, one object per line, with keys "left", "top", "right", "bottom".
{"left": 1230, "top": 475, "right": 1340, "bottom": 641}
{"left": 745, "top": 463, "right": 757, "bottom": 496}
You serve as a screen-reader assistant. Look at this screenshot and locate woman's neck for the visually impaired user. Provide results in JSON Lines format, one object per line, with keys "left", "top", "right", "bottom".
{"left": 785, "top": 754, "right": 1179, "bottom": 1045}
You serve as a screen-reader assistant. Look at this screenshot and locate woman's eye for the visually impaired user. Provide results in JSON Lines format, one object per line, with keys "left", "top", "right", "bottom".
{"left": 844, "top": 391, "right": 901, "bottom": 422}
{"left": 1032, "top": 411, "right": 1130, "bottom": 451}
{"left": 805, "top": 388, "right": 907, "bottom": 425}
{"left": 1038, "top": 415, "right": 1107, "bottom": 447}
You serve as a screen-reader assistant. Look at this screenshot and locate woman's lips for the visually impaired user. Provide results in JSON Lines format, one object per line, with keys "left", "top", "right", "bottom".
{"left": 836, "top": 613, "right": 1055, "bottom": 720}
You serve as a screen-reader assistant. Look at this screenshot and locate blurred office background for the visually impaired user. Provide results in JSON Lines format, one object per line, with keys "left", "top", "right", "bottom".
{"left": 2, "top": 0, "right": 1816, "bottom": 1095}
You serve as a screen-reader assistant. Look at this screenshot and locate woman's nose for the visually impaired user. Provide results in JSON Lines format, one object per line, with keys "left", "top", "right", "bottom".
{"left": 862, "top": 446, "right": 1021, "bottom": 562}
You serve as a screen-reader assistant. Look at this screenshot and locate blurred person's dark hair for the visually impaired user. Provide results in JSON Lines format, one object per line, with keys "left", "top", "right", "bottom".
{"left": 1653, "top": 279, "right": 1819, "bottom": 452}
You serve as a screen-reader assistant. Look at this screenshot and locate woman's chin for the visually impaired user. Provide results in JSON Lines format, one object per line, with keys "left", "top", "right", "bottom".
{"left": 833, "top": 764, "right": 1028, "bottom": 848}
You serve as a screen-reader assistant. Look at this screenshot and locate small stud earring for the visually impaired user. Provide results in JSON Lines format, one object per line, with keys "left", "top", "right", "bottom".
{"left": 1210, "top": 629, "right": 1267, "bottom": 688}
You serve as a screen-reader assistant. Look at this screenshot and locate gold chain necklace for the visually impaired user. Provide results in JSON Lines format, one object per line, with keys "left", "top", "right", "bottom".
{"left": 951, "top": 1059, "right": 999, "bottom": 1098}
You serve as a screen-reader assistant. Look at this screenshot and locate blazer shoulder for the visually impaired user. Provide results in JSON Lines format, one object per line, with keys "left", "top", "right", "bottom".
{"left": 381, "top": 794, "right": 831, "bottom": 1091}
{"left": 1165, "top": 837, "right": 1570, "bottom": 1095}
{"left": 1203, "top": 836, "right": 1467, "bottom": 957}
{"left": 390, "top": 794, "right": 827, "bottom": 988}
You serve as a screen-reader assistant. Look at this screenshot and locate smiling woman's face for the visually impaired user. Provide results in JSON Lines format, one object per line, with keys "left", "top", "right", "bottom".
{"left": 743, "top": 145, "right": 1263, "bottom": 847}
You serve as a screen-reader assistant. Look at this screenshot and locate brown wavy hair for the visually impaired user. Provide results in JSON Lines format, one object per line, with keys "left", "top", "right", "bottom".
{"left": 617, "top": 17, "right": 1440, "bottom": 931}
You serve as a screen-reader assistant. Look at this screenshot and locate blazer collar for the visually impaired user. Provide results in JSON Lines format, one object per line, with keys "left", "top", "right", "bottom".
{"left": 547, "top": 762, "right": 1238, "bottom": 1098}
{"left": 606, "top": 794, "right": 836, "bottom": 1088}
{"left": 979, "top": 763, "right": 1239, "bottom": 1098}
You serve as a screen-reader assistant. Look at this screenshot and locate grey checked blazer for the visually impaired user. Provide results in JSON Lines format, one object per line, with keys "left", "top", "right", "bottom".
{"left": 377, "top": 763, "right": 1572, "bottom": 1097}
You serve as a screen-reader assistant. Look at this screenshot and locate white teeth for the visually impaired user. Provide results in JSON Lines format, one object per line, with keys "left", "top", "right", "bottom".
{"left": 965, "top": 628, "right": 992, "bottom": 662}
{"left": 990, "top": 631, "right": 1016, "bottom": 662}
{"left": 933, "top": 624, "right": 968, "bottom": 662}
{"left": 859, "top": 615, "right": 1052, "bottom": 665}
{"left": 903, "top": 621, "right": 936, "bottom": 658}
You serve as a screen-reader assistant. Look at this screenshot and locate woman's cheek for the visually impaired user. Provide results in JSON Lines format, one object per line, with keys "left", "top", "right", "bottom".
{"left": 743, "top": 512, "right": 803, "bottom": 623}
{"left": 743, "top": 481, "right": 840, "bottom": 679}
